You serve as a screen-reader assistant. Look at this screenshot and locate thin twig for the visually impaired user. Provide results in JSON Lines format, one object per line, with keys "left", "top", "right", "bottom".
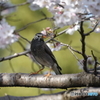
{"left": 51, "top": 39, "right": 82, "bottom": 55}
{"left": 85, "top": 21, "right": 99, "bottom": 36}
{"left": 17, "top": 41, "right": 26, "bottom": 51}
{"left": 9, "top": 60, "right": 15, "bottom": 72}
{"left": 46, "top": 28, "right": 68, "bottom": 43}
{"left": 17, "top": 34, "right": 31, "bottom": 43}
{"left": 2, "top": 2, "right": 29, "bottom": 11}
{"left": 91, "top": 50, "right": 98, "bottom": 75}
{"left": 15, "top": 17, "right": 53, "bottom": 32}
{"left": 61, "top": 43, "right": 82, "bottom": 55}
{"left": 0, "top": 50, "right": 30, "bottom": 62}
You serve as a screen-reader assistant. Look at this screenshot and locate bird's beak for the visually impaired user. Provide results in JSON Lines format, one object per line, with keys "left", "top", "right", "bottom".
{"left": 42, "top": 35, "right": 47, "bottom": 38}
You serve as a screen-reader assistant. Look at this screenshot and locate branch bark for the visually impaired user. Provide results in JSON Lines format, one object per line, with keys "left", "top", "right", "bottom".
{"left": 0, "top": 87, "right": 100, "bottom": 100}
{"left": 0, "top": 72, "right": 100, "bottom": 88}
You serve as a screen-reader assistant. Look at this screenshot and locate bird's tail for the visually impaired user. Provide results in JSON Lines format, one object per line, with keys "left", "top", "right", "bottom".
{"left": 53, "top": 64, "right": 62, "bottom": 75}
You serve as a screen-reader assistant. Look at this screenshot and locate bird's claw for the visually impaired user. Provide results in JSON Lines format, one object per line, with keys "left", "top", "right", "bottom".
{"left": 44, "top": 72, "right": 51, "bottom": 78}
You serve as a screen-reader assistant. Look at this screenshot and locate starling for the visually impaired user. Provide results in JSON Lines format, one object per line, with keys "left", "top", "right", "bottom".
{"left": 30, "top": 33, "right": 62, "bottom": 75}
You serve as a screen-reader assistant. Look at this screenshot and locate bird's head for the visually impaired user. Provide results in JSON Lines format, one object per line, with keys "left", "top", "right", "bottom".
{"left": 34, "top": 33, "right": 46, "bottom": 40}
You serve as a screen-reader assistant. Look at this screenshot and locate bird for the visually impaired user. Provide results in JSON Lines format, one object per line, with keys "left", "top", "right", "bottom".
{"left": 30, "top": 33, "right": 62, "bottom": 75}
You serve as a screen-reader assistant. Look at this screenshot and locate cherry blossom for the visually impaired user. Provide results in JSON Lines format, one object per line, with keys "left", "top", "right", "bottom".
{"left": 0, "top": 0, "right": 16, "bottom": 16}
{"left": 47, "top": 42, "right": 63, "bottom": 51}
{"left": 78, "top": 57, "right": 95, "bottom": 70}
{"left": 66, "top": 24, "right": 80, "bottom": 35}
{"left": 28, "top": 0, "right": 100, "bottom": 32}
{"left": 0, "top": 18, "right": 19, "bottom": 49}
{"left": 41, "top": 27, "right": 54, "bottom": 37}
{"left": 88, "top": 18, "right": 100, "bottom": 33}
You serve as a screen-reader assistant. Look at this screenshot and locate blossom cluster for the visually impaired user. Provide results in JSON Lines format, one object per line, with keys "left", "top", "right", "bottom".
{"left": 47, "top": 42, "right": 63, "bottom": 51}
{"left": 0, "top": 18, "right": 19, "bottom": 48}
{"left": 0, "top": 0, "right": 18, "bottom": 49}
{"left": 0, "top": 0, "right": 16, "bottom": 16}
{"left": 41, "top": 27, "right": 63, "bottom": 51}
{"left": 78, "top": 57, "right": 95, "bottom": 70}
{"left": 28, "top": 0, "right": 100, "bottom": 33}
{"left": 0, "top": 0, "right": 100, "bottom": 49}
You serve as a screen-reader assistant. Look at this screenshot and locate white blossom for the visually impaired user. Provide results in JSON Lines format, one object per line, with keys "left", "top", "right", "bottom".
{"left": 29, "top": 3, "right": 41, "bottom": 11}
{"left": 0, "top": 0, "right": 16, "bottom": 16}
{"left": 88, "top": 18, "right": 100, "bottom": 33}
{"left": 28, "top": 0, "right": 100, "bottom": 33}
{"left": 78, "top": 57, "right": 95, "bottom": 70}
{"left": 47, "top": 42, "right": 63, "bottom": 51}
{"left": 66, "top": 24, "right": 80, "bottom": 35}
{"left": 28, "top": 0, "right": 52, "bottom": 11}
{"left": 0, "top": 18, "right": 19, "bottom": 49}
{"left": 41, "top": 27, "right": 54, "bottom": 37}
{"left": 82, "top": 0, "right": 100, "bottom": 18}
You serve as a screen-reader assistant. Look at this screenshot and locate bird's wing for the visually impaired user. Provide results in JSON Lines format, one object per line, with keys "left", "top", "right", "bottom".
{"left": 44, "top": 42, "right": 56, "bottom": 60}
{"left": 44, "top": 42, "right": 62, "bottom": 70}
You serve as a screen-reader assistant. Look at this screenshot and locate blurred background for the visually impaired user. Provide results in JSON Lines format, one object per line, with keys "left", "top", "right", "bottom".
{"left": 0, "top": 0, "right": 100, "bottom": 97}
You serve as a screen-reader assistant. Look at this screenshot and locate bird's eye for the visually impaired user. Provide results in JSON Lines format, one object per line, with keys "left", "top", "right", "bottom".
{"left": 37, "top": 35, "right": 40, "bottom": 37}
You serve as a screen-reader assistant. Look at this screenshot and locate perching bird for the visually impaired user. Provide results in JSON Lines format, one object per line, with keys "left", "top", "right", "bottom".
{"left": 30, "top": 33, "right": 62, "bottom": 75}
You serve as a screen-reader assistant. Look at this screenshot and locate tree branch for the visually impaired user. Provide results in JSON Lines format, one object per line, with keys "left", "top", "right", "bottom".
{"left": 0, "top": 87, "right": 100, "bottom": 100}
{"left": 0, "top": 72, "right": 100, "bottom": 88}
{"left": 0, "top": 50, "right": 30, "bottom": 62}
{"left": 78, "top": 21, "right": 88, "bottom": 72}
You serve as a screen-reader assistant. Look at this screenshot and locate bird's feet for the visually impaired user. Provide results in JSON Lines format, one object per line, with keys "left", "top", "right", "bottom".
{"left": 30, "top": 72, "right": 38, "bottom": 75}
{"left": 44, "top": 72, "right": 51, "bottom": 78}
{"left": 30, "top": 68, "right": 44, "bottom": 75}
